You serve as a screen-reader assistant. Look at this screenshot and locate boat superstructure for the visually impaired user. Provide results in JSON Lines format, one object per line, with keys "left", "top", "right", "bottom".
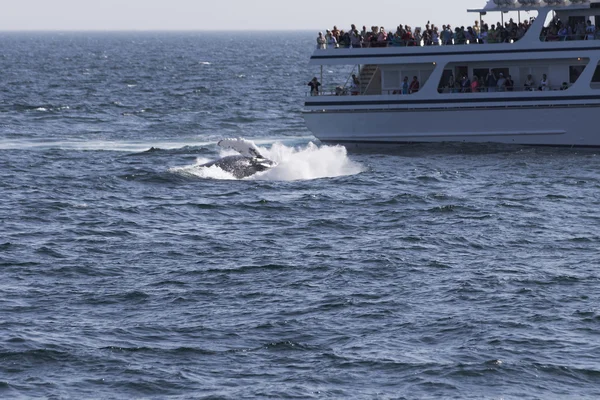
{"left": 303, "top": 0, "right": 600, "bottom": 146}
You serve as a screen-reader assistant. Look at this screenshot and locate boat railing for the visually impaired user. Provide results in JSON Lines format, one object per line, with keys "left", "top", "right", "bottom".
{"left": 317, "top": 32, "right": 600, "bottom": 50}
{"left": 318, "top": 35, "right": 527, "bottom": 49}
{"left": 435, "top": 84, "right": 569, "bottom": 93}
{"left": 307, "top": 87, "right": 354, "bottom": 97}
{"left": 319, "top": 39, "right": 514, "bottom": 49}
{"left": 539, "top": 33, "right": 600, "bottom": 41}
{"left": 307, "top": 84, "right": 570, "bottom": 97}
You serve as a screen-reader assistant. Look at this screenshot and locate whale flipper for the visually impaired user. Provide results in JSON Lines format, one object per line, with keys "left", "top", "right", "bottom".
{"left": 218, "top": 138, "right": 265, "bottom": 159}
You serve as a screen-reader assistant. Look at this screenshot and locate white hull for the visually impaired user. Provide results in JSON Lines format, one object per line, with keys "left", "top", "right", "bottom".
{"left": 304, "top": 105, "right": 600, "bottom": 146}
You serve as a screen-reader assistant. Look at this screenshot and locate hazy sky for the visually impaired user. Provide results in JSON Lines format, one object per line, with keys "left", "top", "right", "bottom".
{"left": 0, "top": 0, "right": 533, "bottom": 31}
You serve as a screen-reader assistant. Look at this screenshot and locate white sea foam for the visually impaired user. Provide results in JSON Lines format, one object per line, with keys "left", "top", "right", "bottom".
{"left": 173, "top": 165, "right": 237, "bottom": 180}
{"left": 252, "top": 141, "right": 363, "bottom": 181}
{"left": 171, "top": 140, "right": 364, "bottom": 181}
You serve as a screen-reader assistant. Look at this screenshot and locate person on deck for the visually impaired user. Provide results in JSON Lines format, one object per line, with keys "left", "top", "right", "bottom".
{"left": 409, "top": 76, "right": 420, "bottom": 94}
{"left": 350, "top": 29, "right": 362, "bottom": 48}
{"left": 441, "top": 25, "right": 453, "bottom": 45}
{"left": 317, "top": 32, "right": 326, "bottom": 49}
{"left": 460, "top": 75, "right": 471, "bottom": 92}
{"left": 586, "top": 20, "right": 596, "bottom": 40}
{"left": 351, "top": 74, "right": 360, "bottom": 95}
{"left": 471, "top": 75, "right": 480, "bottom": 92}
{"left": 402, "top": 76, "right": 409, "bottom": 94}
{"left": 326, "top": 30, "right": 338, "bottom": 48}
{"left": 486, "top": 70, "right": 497, "bottom": 92}
{"left": 447, "top": 74, "right": 456, "bottom": 93}
{"left": 497, "top": 73, "right": 506, "bottom": 91}
{"left": 540, "top": 74, "right": 550, "bottom": 91}
{"left": 504, "top": 75, "right": 514, "bottom": 91}
{"left": 308, "top": 77, "right": 321, "bottom": 96}
{"left": 524, "top": 74, "right": 535, "bottom": 91}
{"left": 473, "top": 20, "right": 481, "bottom": 42}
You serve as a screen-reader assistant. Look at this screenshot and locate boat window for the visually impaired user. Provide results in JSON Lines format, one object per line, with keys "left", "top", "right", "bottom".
{"left": 592, "top": 64, "right": 600, "bottom": 82}
{"left": 438, "top": 69, "right": 454, "bottom": 92}
{"left": 569, "top": 65, "right": 585, "bottom": 84}
{"left": 473, "top": 68, "right": 490, "bottom": 82}
{"left": 380, "top": 65, "right": 434, "bottom": 95}
{"left": 421, "top": 70, "right": 433, "bottom": 87}
{"left": 438, "top": 60, "right": 592, "bottom": 93}
{"left": 492, "top": 67, "right": 510, "bottom": 78}
{"left": 591, "top": 62, "right": 600, "bottom": 89}
{"left": 541, "top": 11, "right": 598, "bottom": 41}
{"left": 455, "top": 66, "right": 468, "bottom": 81}
{"left": 382, "top": 70, "right": 401, "bottom": 89}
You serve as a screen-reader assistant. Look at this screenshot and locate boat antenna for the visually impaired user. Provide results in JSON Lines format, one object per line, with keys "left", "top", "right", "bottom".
{"left": 320, "top": 65, "right": 323, "bottom": 94}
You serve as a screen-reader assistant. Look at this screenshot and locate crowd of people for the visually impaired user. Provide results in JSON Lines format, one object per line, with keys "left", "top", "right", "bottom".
{"left": 439, "top": 72, "right": 566, "bottom": 93}
{"left": 439, "top": 72, "right": 517, "bottom": 93}
{"left": 317, "top": 16, "right": 600, "bottom": 49}
{"left": 316, "top": 19, "right": 535, "bottom": 49}
{"left": 541, "top": 18, "right": 598, "bottom": 41}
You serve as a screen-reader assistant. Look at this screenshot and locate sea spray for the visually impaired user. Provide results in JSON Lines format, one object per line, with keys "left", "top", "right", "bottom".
{"left": 170, "top": 141, "right": 364, "bottom": 181}
{"left": 252, "top": 141, "right": 364, "bottom": 181}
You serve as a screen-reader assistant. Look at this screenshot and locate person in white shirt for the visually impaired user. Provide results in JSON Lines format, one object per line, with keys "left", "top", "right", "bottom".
{"left": 497, "top": 73, "right": 506, "bottom": 91}
{"left": 316, "top": 32, "right": 326, "bottom": 49}
{"left": 586, "top": 20, "right": 596, "bottom": 40}
{"left": 326, "top": 30, "right": 338, "bottom": 48}
{"left": 524, "top": 74, "right": 535, "bottom": 91}
{"left": 540, "top": 74, "right": 550, "bottom": 91}
{"left": 432, "top": 27, "right": 440, "bottom": 45}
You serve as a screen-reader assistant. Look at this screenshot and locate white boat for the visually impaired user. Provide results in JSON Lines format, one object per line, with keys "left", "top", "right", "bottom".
{"left": 303, "top": 0, "right": 600, "bottom": 146}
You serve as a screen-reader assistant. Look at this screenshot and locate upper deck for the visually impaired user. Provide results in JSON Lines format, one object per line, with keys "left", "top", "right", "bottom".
{"left": 310, "top": 0, "right": 600, "bottom": 66}
{"left": 470, "top": 0, "right": 598, "bottom": 13}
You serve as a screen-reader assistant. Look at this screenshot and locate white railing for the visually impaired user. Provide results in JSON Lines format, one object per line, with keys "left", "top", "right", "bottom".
{"left": 307, "top": 84, "right": 571, "bottom": 97}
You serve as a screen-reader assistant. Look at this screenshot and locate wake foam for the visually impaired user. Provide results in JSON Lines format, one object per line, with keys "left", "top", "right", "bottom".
{"left": 170, "top": 141, "right": 364, "bottom": 181}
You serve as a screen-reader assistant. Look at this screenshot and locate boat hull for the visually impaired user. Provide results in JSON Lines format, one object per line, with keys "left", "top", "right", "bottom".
{"left": 304, "top": 105, "right": 600, "bottom": 147}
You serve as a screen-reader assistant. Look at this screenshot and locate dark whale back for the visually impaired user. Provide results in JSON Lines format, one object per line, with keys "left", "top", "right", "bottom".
{"left": 201, "top": 155, "right": 274, "bottom": 179}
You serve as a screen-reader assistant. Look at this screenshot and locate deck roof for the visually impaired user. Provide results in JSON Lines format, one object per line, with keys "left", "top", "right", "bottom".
{"left": 467, "top": 0, "right": 600, "bottom": 13}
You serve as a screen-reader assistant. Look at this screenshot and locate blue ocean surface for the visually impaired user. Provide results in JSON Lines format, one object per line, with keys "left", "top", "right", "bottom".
{"left": 1, "top": 31, "right": 600, "bottom": 399}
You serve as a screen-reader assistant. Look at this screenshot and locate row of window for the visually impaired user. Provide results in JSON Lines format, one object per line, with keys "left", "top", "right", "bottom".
{"left": 378, "top": 61, "right": 600, "bottom": 94}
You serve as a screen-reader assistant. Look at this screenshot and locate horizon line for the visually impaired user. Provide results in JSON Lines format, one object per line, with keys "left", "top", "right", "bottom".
{"left": 0, "top": 28, "right": 322, "bottom": 33}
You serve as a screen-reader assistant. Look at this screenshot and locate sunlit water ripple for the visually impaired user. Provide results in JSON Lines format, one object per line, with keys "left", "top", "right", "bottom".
{"left": 1, "top": 32, "right": 600, "bottom": 399}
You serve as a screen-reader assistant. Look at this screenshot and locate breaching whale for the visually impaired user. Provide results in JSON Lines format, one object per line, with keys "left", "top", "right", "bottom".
{"left": 200, "top": 138, "right": 275, "bottom": 179}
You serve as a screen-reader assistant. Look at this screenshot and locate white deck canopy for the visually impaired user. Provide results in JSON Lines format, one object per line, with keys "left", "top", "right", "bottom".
{"left": 467, "top": 0, "right": 600, "bottom": 13}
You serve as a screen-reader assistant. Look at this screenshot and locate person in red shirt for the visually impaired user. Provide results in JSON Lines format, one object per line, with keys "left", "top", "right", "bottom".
{"left": 470, "top": 75, "right": 480, "bottom": 92}
{"left": 409, "top": 76, "right": 420, "bottom": 94}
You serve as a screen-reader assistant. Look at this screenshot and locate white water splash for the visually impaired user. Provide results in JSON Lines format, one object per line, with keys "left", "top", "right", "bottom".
{"left": 253, "top": 141, "right": 363, "bottom": 181}
{"left": 171, "top": 141, "right": 364, "bottom": 181}
{"left": 170, "top": 157, "right": 235, "bottom": 180}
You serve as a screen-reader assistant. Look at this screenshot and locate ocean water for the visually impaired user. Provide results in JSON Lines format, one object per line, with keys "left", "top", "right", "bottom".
{"left": 1, "top": 31, "right": 600, "bottom": 400}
